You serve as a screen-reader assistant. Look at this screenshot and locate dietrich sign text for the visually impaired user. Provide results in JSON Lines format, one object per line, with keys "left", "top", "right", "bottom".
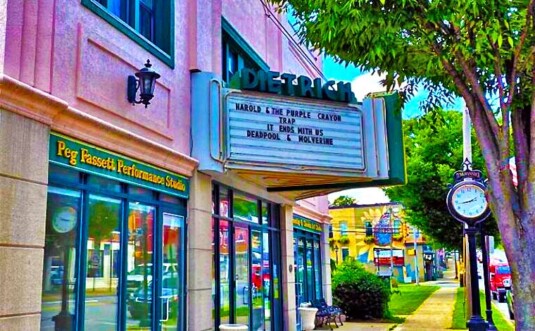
{"left": 237, "top": 68, "right": 356, "bottom": 103}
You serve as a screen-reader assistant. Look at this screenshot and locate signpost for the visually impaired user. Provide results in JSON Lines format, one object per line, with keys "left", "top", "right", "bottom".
{"left": 446, "top": 160, "right": 491, "bottom": 331}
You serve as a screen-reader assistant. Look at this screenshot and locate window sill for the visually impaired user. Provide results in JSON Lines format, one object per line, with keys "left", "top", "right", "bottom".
{"left": 82, "top": 0, "right": 174, "bottom": 68}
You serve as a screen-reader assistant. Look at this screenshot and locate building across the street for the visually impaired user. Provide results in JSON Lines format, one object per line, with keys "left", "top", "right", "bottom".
{"left": 329, "top": 203, "right": 437, "bottom": 283}
{"left": 0, "top": 1, "right": 404, "bottom": 330}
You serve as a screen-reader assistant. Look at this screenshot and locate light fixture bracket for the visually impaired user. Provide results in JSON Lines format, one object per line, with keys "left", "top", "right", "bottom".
{"left": 127, "top": 59, "right": 160, "bottom": 108}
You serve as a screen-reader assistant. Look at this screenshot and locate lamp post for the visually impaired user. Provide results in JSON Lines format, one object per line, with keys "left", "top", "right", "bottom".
{"left": 334, "top": 245, "right": 339, "bottom": 265}
{"left": 446, "top": 161, "right": 491, "bottom": 331}
{"left": 480, "top": 225, "right": 497, "bottom": 330}
{"left": 413, "top": 226, "right": 420, "bottom": 285}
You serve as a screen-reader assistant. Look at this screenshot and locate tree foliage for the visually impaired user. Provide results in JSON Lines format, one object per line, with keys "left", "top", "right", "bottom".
{"left": 384, "top": 109, "right": 499, "bottom": 250}
{"left": 271, "top": 0, "right": 535, "bottom": 327}
{"left": 331, "top": 195, "right": 357, "bottom": 207}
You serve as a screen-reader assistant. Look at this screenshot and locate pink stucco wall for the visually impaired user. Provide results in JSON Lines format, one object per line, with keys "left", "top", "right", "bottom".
{"left": 4, "top": 0, "right": 192, "bottom": 157}
{"left": 3, "top": 0, "right": 328, "bottom": 213}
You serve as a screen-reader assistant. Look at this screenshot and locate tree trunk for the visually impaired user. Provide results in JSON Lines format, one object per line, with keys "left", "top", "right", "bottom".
{"left": 467, "top": 100, "right": 535, "bottom": 329}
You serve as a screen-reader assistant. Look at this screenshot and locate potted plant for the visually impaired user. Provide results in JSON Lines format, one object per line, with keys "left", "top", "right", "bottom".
{"left": 364, "top": 236, "right": 375, "bottom": 244}
{"left": 338, "top": 236, "right": 350, "bottom": 245}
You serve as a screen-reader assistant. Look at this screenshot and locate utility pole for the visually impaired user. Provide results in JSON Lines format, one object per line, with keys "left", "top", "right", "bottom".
{"left": 463, "top": 108, "right": 473, "bottom": 317}
{"left": 389, "top": 208, "right": 394, "bottom": 278}
{"left": 413, "top": 226, "right": 419, "bottom": 285}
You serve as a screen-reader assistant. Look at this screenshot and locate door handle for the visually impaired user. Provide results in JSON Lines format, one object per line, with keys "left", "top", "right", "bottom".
{"left": 159, "top": 297, "right": 170, "bottom": 322}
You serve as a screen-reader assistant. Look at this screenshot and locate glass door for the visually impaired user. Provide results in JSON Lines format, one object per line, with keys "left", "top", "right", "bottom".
{"left": 251, "top": 228, "right": 264, "bottom": 331}
{"left": 234, "top": 224, "right": 250, "bottom": 325}
{"left": 126, "top": 202, "right": 155, "bottom": 330}
{"left": 157, "top": 212, "right": 184, "bottom": 331}
{"left": 295, "top": 238, "right": 306, "bottom": 306}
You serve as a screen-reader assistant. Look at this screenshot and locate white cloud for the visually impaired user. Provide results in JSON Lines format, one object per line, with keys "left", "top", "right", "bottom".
{"left": 350, "top": 72, "right": 388, "bottom": 102}
{"left": 328, "top": 188, "right": 390, "bottom": 205}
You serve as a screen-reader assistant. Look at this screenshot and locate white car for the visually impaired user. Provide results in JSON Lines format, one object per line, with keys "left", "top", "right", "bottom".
{"left": 127, "top": 263, "right": 178, "bottom": 292}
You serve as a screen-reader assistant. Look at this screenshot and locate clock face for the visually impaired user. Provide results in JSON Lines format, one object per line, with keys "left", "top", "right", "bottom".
{"left": 52, "top": 207, "right": 77, "bottom": 233}
{"left": 451, "top": 183, "right": 488, "bottom": 218}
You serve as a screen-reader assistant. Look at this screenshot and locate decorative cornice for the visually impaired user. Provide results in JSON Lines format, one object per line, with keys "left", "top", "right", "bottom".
{"left": 294, "top": 204, "right": 332, "bottom": 224}
{"left": 0, "top": 74, "right": 198, "bottom": 177}
{"left": 0, "top": 74, "right": 67, "bottom": 125}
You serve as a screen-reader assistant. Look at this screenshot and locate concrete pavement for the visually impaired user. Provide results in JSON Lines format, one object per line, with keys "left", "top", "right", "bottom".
{"left": 316, "top": 265, "right": 461, "bottom": 331}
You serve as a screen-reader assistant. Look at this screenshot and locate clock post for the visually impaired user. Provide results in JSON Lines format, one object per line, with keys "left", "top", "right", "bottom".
{"left": 446, "top": 160, "right": 491, "bottom": 331}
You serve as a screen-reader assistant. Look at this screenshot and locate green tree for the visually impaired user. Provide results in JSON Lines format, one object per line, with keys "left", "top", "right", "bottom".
{"left": 270, "top": 0, "right": 535, "bottom": 326}
{"left": 384, "top": 109, "right": 499, "bottom": 251}
{"left": 331, "top": 195, "right": 356, "bottom": 207}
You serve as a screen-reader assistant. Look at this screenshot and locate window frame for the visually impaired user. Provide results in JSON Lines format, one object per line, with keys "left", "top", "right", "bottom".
{"left": 43, "top": 164, "right": 187, "bottom": 331}
{"left": 222, "top": 17, "right": 269, "bottom": 82}
{"left": 82, "top": 0, "right": 175, "bottom": 68}
{"left": 211, "top": 183, "right": 283, "bottom": 330}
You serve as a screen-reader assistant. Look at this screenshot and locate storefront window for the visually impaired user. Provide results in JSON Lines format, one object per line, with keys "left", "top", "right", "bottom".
{"left": 161, "top": 212, "right": 183, "bottom": 330}
{"left": 84, "top": 195, "right": 121, "bottom": 329}
{"left": 41, "top": 164, "right": 187, "bottom": 331}
{"left": 293, "top": 227, "right": 323, "bottom": 307}
{"left": 234, "top": 193, "right": 259, "bottom": 223}
{"left": 127, "top": 202, "right": 155, "bottom": 330}
{"left": 211, "top": 184, "right": 282, "bottom": 330}
{"left": 220, "top": 220, "right": 231, "bottom": 324}
{"left": 41, "top": 187, "right": 80, "bottom": 331}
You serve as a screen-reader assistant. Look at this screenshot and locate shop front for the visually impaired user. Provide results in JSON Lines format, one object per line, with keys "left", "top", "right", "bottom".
{"left": 41, "top": 133, "right": 189, "bottom": 331}
{"left": 293, "top": 215, "right": 323, "bottom": 307}
{"left": 293, "top": 215, "right": 324, "bottom": 329}
{"left": 211, "top": 184, "right": 283, "bottom": 330}
{"left": 191, "top": 68, "right": 404, "bottom": 330}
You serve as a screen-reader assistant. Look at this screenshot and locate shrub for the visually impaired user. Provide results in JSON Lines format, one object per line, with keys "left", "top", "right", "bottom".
{"left": 332, "top": 259, "right": 391, "bottom": 319}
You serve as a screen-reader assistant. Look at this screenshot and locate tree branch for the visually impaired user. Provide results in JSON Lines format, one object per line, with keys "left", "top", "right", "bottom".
{"left": 505, "top": 0, "right": 535, "bottom": 109}
{"left": 453, "top": 51, "right": 501, "bottom": 139}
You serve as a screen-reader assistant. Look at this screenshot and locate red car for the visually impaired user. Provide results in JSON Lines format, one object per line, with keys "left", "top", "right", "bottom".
{"left": 489, "top": 261, "right": 511, "bottom": 302}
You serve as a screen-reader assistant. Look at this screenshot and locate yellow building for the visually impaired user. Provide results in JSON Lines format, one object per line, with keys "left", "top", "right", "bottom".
{"left": 329, "top": 203, "right": 428, "bottom": 282}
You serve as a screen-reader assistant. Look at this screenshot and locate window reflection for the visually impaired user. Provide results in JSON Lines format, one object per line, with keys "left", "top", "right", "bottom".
{"left": 235, "top": 225, "right": 249, "bottom": 325}
{"left": 41, "top": 187, "right": 80, "bottom": 331}
{"left": 126, "top": 202, "right": 155, "bottom": 330}
{"left": 220, "top": 220, "right": 230, "bottom": 324}
{"left": 160, "top": 213, "right": 182, "bottom": 330}
{"left": 233, "top": 193, "right": 258, "bottom": 223}
{"left": 84, "top": 195, "right": 121, "bottom": 330}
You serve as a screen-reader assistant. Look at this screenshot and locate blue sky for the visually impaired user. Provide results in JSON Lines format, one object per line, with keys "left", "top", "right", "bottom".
{"left": 323, "top": 56, "right": 465, "bottom": 119}
{"left": 323, "top": 56, "right": 466, "bottom": 204}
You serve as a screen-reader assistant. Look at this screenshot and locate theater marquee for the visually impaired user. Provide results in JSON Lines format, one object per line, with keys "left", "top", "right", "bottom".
{"left": 226, "top": 93, "right": 364, "bottom": 172}
{"left": 191, "top": 71, "right": 406, "bottom": 199}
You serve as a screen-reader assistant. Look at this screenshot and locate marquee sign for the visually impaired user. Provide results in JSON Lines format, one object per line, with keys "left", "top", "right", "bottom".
{"left": 191, "top": 72, "right": 406, "bottom": 198}
{"left": 226, "top": 92, "right": 364, "bottom": 172}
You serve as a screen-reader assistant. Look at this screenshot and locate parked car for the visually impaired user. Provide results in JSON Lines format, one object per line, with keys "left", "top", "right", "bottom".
{"left": 489, "top": 261, "right": 511, "bottom": 302}
{"left": 506, "top": 287, "right": 514, "bottom": 320}
{"left": 127, "top": 263, "right": 177, "bottom": 293}
{"left": 128, "top": 276, "right": 179, "bottom": 321}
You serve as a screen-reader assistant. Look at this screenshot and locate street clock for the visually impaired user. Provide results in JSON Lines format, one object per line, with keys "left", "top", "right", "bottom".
{"left": 446, "top": 178, "right": 491, "bottom": 226}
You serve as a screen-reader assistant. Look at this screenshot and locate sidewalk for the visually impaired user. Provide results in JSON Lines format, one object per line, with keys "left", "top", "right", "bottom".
{"left": 392, "top": 264, "right": 460, "bottom": 331}
{"left": 315, "top": 265, "right": 460, "bottom": 331}
{"left": 391, "top": 285, "right": 458, "bottom": 331}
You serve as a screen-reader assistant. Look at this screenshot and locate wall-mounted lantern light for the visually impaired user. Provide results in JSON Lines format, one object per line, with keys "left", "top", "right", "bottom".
{"left": 127, "top": 59, "right": 160, "bottom": 108}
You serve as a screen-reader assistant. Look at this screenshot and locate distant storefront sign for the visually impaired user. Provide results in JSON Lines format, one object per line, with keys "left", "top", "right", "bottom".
{"left": 293, "top": 215, "right": 322, "bottom": 233}
{"left": 374, "top": 249, "right": 404, "bottom": 266}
